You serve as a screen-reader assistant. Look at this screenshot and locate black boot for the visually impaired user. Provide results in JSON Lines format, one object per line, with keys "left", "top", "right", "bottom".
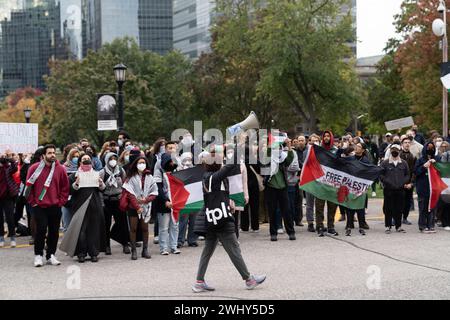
{"left": 131, "top": 242, "right": 137, "bottom": 260}
{"left": 105, "top": 247, "right": 112, "bottom": 255}
{"left": 123, "top": 244, "right": 131, "bottom": 254}
{"left": 142, "top": 243, "right": 151, "bottom": 259}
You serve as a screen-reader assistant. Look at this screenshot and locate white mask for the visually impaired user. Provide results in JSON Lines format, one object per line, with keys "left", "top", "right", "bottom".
{"left": 109, "top": 160, "right": 117, "bottom": 168}
{"left": 118, "top": 139, "right": 124, "bottom": 147}
{"left": 24, "top": 158, "right": 30, "bottom": 164}
{"left": 436, "top": 142, "right": 443, "bottom": 149}
{"left": 137, "top": 163, "right": 146, "bottom": 172}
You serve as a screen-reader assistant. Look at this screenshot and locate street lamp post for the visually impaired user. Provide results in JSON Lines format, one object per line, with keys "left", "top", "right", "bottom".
{"left": 24, "top": 108, "right": 32, "bottom": 123}
{"left": 433, "top": 0, "right": 449, "bottom": 138}
{"left": 114, "top": 63, "right": 127, "bottom": 131}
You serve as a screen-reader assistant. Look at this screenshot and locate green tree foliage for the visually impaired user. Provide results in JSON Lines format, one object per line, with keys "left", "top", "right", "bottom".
{"left": 212, "top": 0, "right": 362, "bottom": 133}
{"left": 42, "top": 38, "right": 193, "bottom": 147}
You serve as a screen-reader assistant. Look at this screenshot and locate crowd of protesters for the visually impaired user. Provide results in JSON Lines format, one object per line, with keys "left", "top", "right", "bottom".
{"left": 1, "top": 125, "right": 449, "bottom": 290}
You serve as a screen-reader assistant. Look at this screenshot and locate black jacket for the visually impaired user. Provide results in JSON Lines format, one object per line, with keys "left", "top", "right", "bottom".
{"left": 380, "top": 159, "right": 410, "bottom": 190}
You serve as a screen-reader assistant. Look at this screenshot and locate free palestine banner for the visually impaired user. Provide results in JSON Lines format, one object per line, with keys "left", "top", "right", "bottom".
{"left": 299, "top": 145, "right": 382, "bottom": 210}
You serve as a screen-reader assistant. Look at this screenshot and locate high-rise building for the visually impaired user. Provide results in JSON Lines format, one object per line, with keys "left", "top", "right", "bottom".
{"left": 139, "top": 0, "right": 173, "bottom": 55}
{"left": 0, "top": 0, "right": 66, "bottom": 97}
{"left": 81, "top": 0, "right": 173, "bottom": 57}
{"left": 173, "top": 0, "right": 356, "bottom": 60}
{"left": 173, "top": 0, "right": 214, "bottom": 59}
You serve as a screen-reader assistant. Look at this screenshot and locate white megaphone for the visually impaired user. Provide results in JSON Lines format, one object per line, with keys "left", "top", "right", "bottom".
{"left": 227, "top": 111, "right": 260, "bottom": 136}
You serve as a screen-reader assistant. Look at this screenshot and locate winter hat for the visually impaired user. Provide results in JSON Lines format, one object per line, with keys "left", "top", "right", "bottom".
{"left": 129, "top": 148, "right": 142, "bottom": 165}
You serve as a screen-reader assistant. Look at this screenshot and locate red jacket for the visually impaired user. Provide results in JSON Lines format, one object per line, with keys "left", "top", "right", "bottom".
{"left": 26, "top": 161, "right": 70, "bottom": 208}
{"left": 120, "top": 189, "right": 156, "bottom": 212}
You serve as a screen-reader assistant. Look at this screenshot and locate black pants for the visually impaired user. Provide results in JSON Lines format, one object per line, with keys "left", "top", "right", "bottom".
{"left": 241, "top": 188, "right": 260, "bottom": 231}
{"left": 104, "top": 199, "right": 126, "bottom": 247}
{"left": 34, "top": 206, "right": 62, "bottom": 259}
{"left": 14, "top": 195, "right": 26, "bottom": 225}
{"left": 0, "top": 197, "right": 16, "bottom": 238}
{"left": 346, "top": 209, "right": 365, "bottom": 229}
{"left": 383, "top": 189, "right": 405, "bottom": 229}
{"left": 402, "top": 187, "right": 414, "bottom": 220}
{"left": 441, "top": 201, "right": 450, "bottom": 227}
{"left": 265, "top": 186, "right": 295, "bottom": 236}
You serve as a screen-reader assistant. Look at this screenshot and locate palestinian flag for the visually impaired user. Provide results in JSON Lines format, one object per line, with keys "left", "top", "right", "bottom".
{"left": 299, "top": 145, "right": 382, "bottom": 210}
{"left": 268, "top": 131, "right": 287, "bottom": 148}
{"left": 441, "top": 62, "right": 450, "bottom": 92}
{"left": 167, "top": 165, "right": 245, "bottom": 219}
{"left": 428, "top": 163, "right": 450, "bottom": 211}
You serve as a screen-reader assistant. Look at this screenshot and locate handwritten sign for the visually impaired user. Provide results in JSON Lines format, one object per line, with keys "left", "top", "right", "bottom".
{"left": 0, "top": 123, "right": 38, "bottom": 154}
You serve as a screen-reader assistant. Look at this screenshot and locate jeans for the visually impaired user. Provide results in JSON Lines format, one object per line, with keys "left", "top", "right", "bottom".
{"left": 0, "top": 197, "right": 16, "bottom": 238}
{"left": 61, "top": 206, "right": 72, "bottom": 232}
{"left": 158, "top": 212, "right": 179, "bottom": 252}
{"left": 196, "top": 231, "right": 250, "bottom": 281}
{"left": 418, "top": 198, "right": 435, "bottom": 230}
{"left": 178, "top": 212, "right": 198, "bottom": 246}
{"left": 33, "top": 206, "right": 62, "bottom": 259}
{"left": 305, "top": 192, "right": 315, "bottom": 224}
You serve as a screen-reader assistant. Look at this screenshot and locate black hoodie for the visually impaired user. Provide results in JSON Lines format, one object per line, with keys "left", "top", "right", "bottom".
{"left": 414, "top": 142, "right": 440, "bottom": 198}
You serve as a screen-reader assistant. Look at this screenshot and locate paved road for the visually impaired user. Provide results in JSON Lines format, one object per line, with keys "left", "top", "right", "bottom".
{"left": 1, "top": 198, "right": 450, "bottom": 300}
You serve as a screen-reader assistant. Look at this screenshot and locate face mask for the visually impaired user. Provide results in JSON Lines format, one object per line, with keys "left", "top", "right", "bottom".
{"left": 436, "top": 142, "right": 443, "bottom": 149}
{"left": 137, "top": 163, "right": 146, "bottom": 172}
{"left": 314, "top": 142, "right": 320, "bottom": 146}
{"left": 82, "top": 160, "right": 92, "bottom": 165}
{"left": 125, "top": 145, "right": 133, "bottom": 151}
{"left": 109, "top": 160, "right": 117, "bottom": 168}
{"left": 391, "top": 151, "right": 399, "bottom": 158}
{"left": 159, "top": 146, "right": 165, "bottom": 155}
{"left": 71, "top": 158, "right": 78, "bottom": 165}
{"left": 118, "top": 139, "right": 124, "bottom": 147}
{"left": 80, "top": 164, "right": 92, "bottom": 172}
{"left": 24, "top": 158, "right": 30, "bottom": 164}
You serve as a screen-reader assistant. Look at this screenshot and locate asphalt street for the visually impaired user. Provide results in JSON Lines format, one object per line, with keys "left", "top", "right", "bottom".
{"left": 1, "top": 198, "right": 450, "bottom": 300}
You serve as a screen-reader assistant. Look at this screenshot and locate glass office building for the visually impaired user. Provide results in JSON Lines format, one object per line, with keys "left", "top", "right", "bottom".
{"left": 173, "top": 0, "right": 214, "bottom": 59}
{"left": 139, "top": 0, "right": 173, "bottom": 55}
{"left": 82, "top": 0, "right": 173, "bottom": 57}
{"left": 0, "top": 0, "right": 66, "bottom": 97}
{"left": 174, "top": 0, "right": 356, "bottom": 60}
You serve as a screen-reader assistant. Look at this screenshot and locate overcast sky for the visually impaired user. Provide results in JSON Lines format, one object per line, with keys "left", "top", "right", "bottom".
{"left": 357, "top": 0, "right": 403, "bottom": 58}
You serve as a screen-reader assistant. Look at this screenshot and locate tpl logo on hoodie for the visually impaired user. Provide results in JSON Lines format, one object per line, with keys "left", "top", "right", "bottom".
{"left": 206, "top": 202, "right": 232, "bottom": 225}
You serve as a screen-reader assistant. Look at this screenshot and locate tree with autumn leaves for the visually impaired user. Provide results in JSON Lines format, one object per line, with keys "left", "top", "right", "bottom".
{"left": 377, "top": 0, "right": 447, "bottom": 133}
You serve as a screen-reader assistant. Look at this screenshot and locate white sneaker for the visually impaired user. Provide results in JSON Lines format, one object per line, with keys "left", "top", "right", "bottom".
{"left": 47, "top": 255, "right": 61, "bottom": 266}
{"left": 0, "top": 239, "right": 4, "bottom": 248}
{"left": 34, "top": 255, "right": 44, "bottom": 267}
{"left": 10, "top": 239, "right": 16, "bottom": 248}
{"left": 371, "top": 191, "right": 377, "bottom": 197}
{"left": 250, "top": 229, "right": 260, "bottom": 233}
{"left": 445, "top": 227, "right": 450, "bottom": 231}
{"left": 198, "top": 236, "right": 205, "bottom": 241}
{"left": 277, "top": 228, "right": 284, "bottom": 234}
{"left": 153, "top": 236, "right": 159, "bottom": 244}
